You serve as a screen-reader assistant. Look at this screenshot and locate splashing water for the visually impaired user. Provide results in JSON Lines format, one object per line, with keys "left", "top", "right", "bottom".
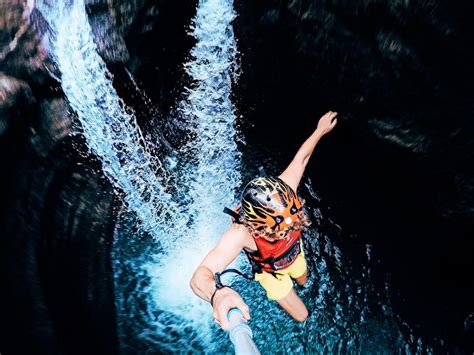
{"left": 113, "top": 0, "right": 244, "bottom": 352}
{"left": 142, "top": 0, "right": 243, "bottom": 341}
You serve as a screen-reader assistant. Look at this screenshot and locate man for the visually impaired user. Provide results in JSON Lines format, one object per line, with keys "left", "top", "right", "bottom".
{"left": 190, "top": 111, "right": 338, "bottom": 329}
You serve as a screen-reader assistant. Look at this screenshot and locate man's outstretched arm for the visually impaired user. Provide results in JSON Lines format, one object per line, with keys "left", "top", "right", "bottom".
{"left": 279, "top": 111, "right": 338, "bottom": 191}
{"left": 190, "top": 224, "right": 251, "bottom": 329}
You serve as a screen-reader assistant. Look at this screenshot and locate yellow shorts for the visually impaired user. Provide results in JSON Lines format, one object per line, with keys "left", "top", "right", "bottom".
{"left": 254, "top": 249, "right": 307, "bottom": 301}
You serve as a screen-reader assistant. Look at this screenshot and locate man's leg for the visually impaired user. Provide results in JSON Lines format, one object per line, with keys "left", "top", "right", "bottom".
{"left": 288, "top": 251, "right": 308, "bottom": 286}
{"left": 276, "top": 288, "right": 308, "bottom": 322}
{"left": 294, "top": 269, "right": 308, "bottom": 286}
{"left": 255, "top": 271, "right": 308, "bottom": 322}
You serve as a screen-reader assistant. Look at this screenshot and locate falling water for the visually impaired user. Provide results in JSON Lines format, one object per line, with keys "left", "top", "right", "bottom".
{"left": 148, "top": 0, "right": 242, "bottom": 313}
{"left": 37, "top": 0, "right": 182, "bottom": 250}
{"left": 139, "top": 0, "right": 244, "bottom": 349}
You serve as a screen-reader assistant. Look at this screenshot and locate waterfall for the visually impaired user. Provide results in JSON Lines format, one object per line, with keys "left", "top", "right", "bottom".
{"left": 37, "top": 0, "right": 181, "bottom": 250}
{"left": 141, "top": 0, "right": 243, "bottom": 350}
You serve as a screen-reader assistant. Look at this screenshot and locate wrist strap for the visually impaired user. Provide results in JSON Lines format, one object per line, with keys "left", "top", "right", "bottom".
{"left": 210, "top": 285, "right": 232, "bottom": 307}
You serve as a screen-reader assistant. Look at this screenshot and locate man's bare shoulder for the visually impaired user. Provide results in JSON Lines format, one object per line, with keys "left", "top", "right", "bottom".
{"left": 221, "top": 223, "right": 255, "bottom": 250}
{"left": 199, "top": 223, "right": 255, "bottom": 272}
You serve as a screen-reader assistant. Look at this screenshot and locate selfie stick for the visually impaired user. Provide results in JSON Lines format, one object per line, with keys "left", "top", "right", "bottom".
{"left": 227, "top": 308, "right": 260, "bottom": 355}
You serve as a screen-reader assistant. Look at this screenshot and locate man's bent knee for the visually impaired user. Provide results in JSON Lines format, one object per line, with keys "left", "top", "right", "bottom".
{"left": 286, "top": 301, "right": 308, "bottom": 322}
{"left": 295, "top": 270, "right": 308, "bottom": 286}
{"left": 276, "top": 288, "right": 309, "bottom": 322}
{"left": 294, "top": 307, "right": 309, "bottom": 322}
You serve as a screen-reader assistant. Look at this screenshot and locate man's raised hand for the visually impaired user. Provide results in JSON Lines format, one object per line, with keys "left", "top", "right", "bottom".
{"left": 316, "top": 111, "right": 338, "bottom": 135}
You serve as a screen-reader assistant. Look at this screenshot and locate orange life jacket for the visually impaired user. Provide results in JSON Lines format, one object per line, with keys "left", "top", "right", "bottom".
{"left": 223, "top": 206, "right": 302, "bottom": 273}
{"left": 246, "top": 230, "right": 301, "bottom": 273}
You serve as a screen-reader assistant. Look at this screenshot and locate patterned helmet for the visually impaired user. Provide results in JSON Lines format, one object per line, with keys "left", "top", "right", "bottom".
{"left": 240, "top": 176, "right": 302, "bottom": 233}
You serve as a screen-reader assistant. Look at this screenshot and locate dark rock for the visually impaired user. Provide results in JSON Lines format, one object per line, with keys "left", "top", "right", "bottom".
{"left": 0, "top": 0, "right": 26, "bottom": 53}
{"left": 110, "top": 0, "right": 197, "bottom": 150}
{"left": 0, "top": 1, "right": 54, "bottom": 88}
{"left": 0, "top": 72, "right": 34, "bottom": 136}
{"left": 29, "top": 97, "right": 75, "bottom": 157}
{"left": 0, "top": 136, "right": 120, "bottom": 354}
{"left": 86, "top": 1, "right": 130, "bottom": 63}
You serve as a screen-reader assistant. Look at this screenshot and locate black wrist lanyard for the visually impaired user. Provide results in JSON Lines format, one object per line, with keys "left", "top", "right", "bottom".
{"left": 210, "top": 268, "right": 253, "bottom": 306}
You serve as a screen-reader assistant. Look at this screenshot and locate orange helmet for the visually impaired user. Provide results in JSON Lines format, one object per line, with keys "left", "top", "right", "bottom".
{"left": 240, "top": 177, "right": 303, "bottom": 234}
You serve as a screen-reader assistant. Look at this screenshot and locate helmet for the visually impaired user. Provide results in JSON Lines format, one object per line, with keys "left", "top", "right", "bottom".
{"left": 240, "top": 176, "right": 303, "bottom": 236}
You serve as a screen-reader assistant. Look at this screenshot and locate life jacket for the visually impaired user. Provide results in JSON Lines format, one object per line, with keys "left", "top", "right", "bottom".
{"left": 223, "top": 206, "right": 302, "bottom": 273}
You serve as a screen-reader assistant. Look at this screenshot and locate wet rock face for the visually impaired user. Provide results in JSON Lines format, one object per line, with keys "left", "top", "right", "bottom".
{"left": 0, "top": 0, "right": 23, "bottom": 46}
{"left": 0, "top": 13, "right": 120, "bottom": 352}
{"left": 0, "top": 73, "right": 34, "bottom": 136}
{"left": 234, "top": 0, "right": 474, "bottom": 351}
{"left": 117, "top": 0, "right": 198, "bottom": 150}
{"left": 83, "top": 0, "right": 197, "bottom": 150}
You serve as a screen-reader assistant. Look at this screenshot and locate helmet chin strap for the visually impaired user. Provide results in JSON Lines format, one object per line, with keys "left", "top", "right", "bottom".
{"left": 223, "top": 207, "right": 243, "bottom": 224}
